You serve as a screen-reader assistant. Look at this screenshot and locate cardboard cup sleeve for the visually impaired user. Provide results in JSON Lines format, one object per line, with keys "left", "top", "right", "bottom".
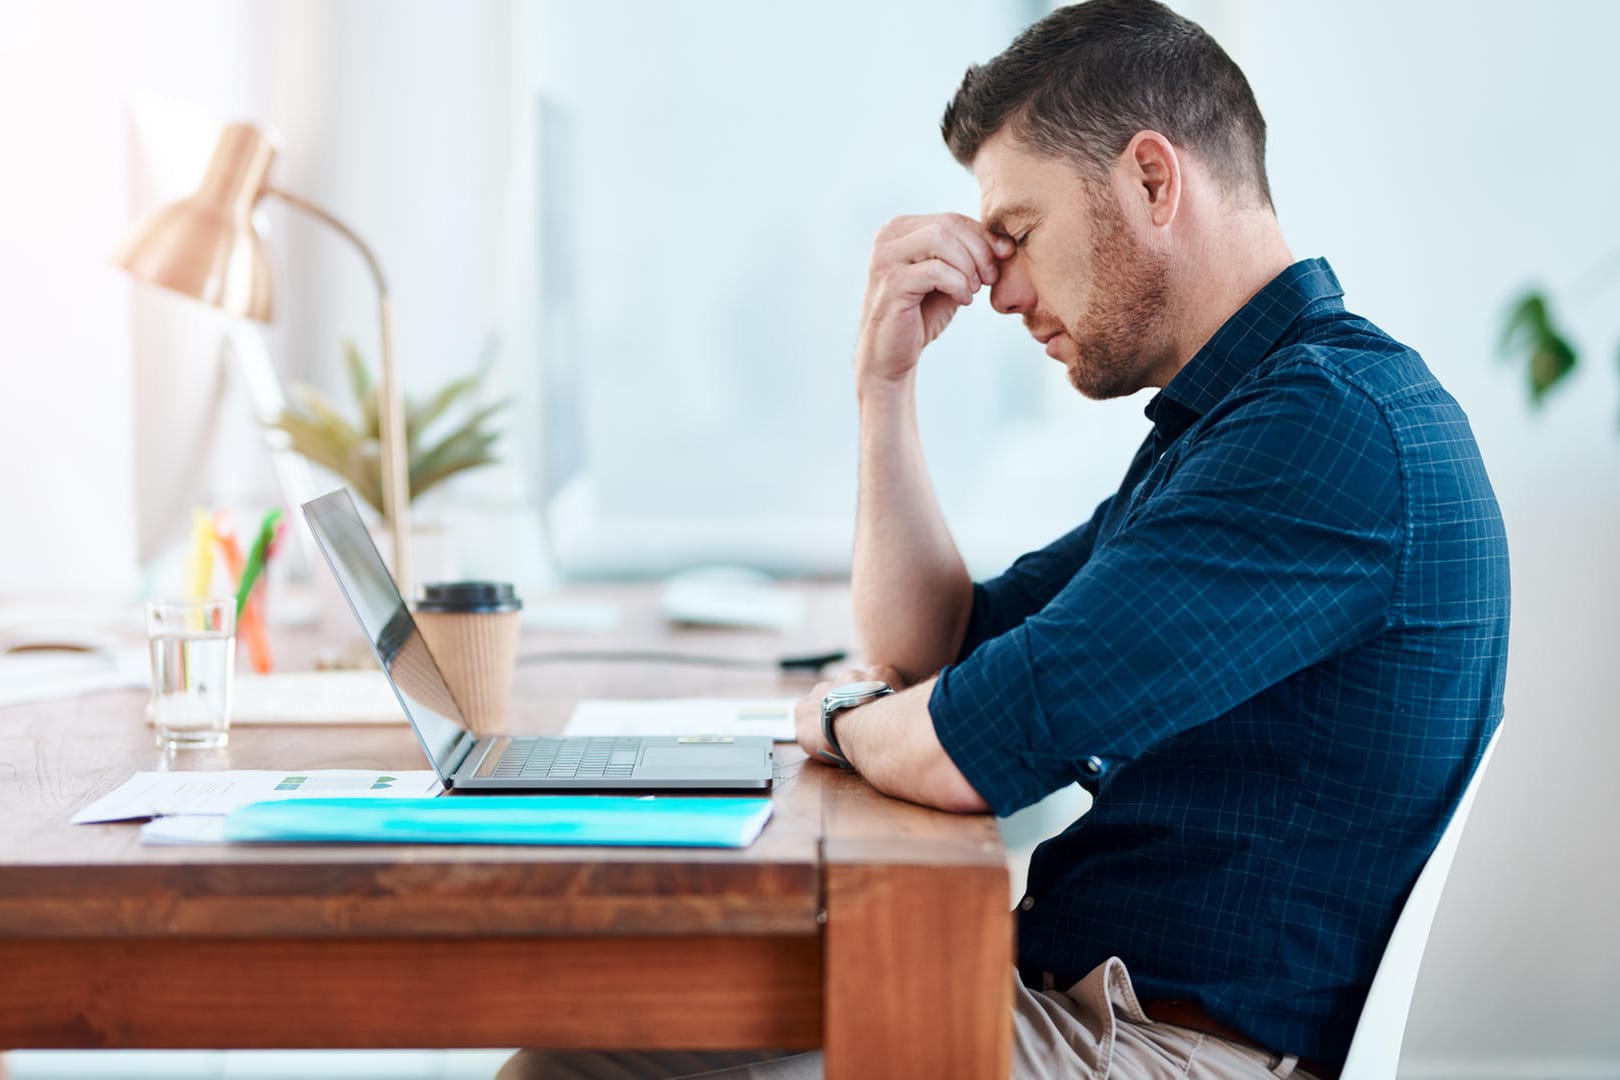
{"left": 413, "top": 609, "right": 521, "bottom": 735}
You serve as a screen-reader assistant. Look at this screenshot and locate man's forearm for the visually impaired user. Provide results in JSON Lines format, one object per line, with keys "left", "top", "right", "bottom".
{"left": 835, "top": 676, "right": 988, "bottom": 813}
{"left": 853, "top": 375, "right": 974, "bottom": 683}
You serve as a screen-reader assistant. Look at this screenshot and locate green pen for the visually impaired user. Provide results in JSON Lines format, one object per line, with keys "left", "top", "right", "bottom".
{"left": 235, "top": 508, "right": 284, "bottom": 619}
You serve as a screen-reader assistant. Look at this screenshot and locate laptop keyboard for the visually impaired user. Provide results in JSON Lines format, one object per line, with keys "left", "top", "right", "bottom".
{"left": 491, "top": 736, "right": 642, "bottom": 780}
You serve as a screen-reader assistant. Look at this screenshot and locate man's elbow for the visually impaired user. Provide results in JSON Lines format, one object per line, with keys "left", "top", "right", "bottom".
{"left": 924, "top": 757, "right": 991, "bottom": 814}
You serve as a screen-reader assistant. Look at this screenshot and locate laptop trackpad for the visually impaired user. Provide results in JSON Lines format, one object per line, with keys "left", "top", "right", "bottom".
{"left": 640, "top": 745, "right": 761, "bottom": 773}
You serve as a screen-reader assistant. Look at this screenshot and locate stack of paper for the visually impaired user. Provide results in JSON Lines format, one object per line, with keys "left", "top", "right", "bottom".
{"left": 231, "top": 670, "right": 403, "bottom": 725}
{"left": 0, "top": 647, "right": 148, "bottom": 707}
{"left": 71, "top": 770, "right": 444, "bottom": 824}
{"left": 565, "top": 698, "right": 797, "bottom": 741}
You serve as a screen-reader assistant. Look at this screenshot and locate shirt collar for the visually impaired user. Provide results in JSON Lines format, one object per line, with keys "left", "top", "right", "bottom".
{"left": 1145, "top": 258, "right": 1345, "bottom": 443}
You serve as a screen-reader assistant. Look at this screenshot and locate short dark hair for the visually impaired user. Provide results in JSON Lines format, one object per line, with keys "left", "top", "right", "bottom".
{"left": 941, "top": 0, "right": 1272, "bottom": 208}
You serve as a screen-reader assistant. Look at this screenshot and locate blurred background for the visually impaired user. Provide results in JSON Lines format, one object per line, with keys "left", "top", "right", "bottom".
{"left": 1, "top": 0, "right": 1616, "bottom": 1076}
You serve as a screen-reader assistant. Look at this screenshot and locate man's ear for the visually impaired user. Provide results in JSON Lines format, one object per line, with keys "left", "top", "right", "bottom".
{"left": 1120, "top": 130, "right": 1181, "bottom": 228}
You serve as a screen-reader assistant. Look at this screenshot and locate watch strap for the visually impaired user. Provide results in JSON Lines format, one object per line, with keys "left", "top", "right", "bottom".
{"left": 819, "top": 683, "right": 894, "bottom": 771}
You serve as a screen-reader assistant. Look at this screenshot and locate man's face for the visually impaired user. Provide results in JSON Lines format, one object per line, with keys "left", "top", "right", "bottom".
{"left": 973, "top": 130, "right": 1172, "bottom": 400}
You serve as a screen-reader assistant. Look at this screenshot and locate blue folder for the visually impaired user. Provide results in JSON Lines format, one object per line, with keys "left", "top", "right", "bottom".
{"left": 222, "top": 796, "right": 773, "bottom": 848}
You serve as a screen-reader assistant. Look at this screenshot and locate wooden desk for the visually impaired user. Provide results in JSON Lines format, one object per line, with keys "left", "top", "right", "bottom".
{"left": 0, "top": 583, "right": 1011, "bottom": 1079}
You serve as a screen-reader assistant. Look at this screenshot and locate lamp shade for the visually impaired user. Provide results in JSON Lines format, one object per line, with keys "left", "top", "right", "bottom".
{"left": 116, "top": 123, "right": 278, "bottom": 322}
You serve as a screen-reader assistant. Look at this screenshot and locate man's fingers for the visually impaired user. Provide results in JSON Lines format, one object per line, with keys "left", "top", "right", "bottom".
{"left": 880, "top": 219, "right": 999, "bottom": 289}
{"left": 945, "top": 216, "right": 1003, "bottom": 285}
{"left": 925, "top": 213, "right": 1003, "bottom": 282}
{"left": 898, "top": 260, "right": 973, "bottom": 308}
{"left": 859, "top": 212, "right": 1003, "bottom": 382}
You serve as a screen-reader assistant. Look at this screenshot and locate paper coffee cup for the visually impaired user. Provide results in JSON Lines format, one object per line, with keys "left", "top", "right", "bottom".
{"left": 413, "top": 581, "right": 522, "bottom": 736}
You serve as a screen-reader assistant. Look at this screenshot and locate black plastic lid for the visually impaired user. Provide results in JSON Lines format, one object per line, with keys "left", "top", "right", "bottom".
{"left": 414, "top": 580, "right": 522, "bottom": 613}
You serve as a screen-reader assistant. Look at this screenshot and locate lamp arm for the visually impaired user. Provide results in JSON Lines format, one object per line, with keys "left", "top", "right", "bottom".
{"left": 265, "top": 185, "right": 390, "bottom": 297}
{"left": 264, "top": 185, "right": 413, "bottom": 595}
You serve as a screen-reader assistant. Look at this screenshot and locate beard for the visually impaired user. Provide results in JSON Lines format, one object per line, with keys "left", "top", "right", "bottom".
{"left": 1042, "top": 190, "right": 1172, "bottom": 400}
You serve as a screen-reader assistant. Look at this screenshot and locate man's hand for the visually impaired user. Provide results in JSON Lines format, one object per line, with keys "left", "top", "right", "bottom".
{"left": 794, "top": 666, "right": 989, "bottom": 813}
{"left": 857, "top": 214, "right": 1015, "bottom": 389}
{"left": 794, "top": 664, "right": 909, "bottom": 763}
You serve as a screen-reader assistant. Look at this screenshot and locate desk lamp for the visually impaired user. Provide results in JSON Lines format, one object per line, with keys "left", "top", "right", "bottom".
{"left": 115, "top": 122, "right": 413, "bottom": 594}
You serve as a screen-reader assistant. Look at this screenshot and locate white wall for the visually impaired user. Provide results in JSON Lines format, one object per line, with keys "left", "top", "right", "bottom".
{"left": 0, "top": 2, "right": 264, "bottom": 596}
{"left": 0, "top": 0, "right": 547, "bottom": 597}
{"left": 532, "top": 0, "right": 1104, "bottom": 577}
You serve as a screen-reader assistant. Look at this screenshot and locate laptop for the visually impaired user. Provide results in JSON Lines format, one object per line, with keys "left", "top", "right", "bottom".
{"left": 302, "top": 489, "right": 774, "bottom": 792}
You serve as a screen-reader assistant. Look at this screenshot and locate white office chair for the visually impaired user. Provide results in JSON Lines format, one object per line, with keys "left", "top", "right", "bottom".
{"left": 1338, "top": 725, "right": 1504, "bottom": 1080}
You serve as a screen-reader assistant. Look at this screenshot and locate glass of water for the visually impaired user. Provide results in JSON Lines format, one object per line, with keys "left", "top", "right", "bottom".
{"left": 146, "top": 598, "right": 237, "bottom": 750}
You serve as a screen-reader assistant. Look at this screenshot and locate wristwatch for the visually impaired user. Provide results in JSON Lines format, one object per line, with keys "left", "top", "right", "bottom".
{"left": 818, "top": 680, "right": 895, "bottom": 771}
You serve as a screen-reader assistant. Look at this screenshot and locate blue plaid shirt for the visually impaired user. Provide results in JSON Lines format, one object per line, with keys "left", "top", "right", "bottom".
{"left": 930, "top": 259, "right": 1510, "bottom": 1064}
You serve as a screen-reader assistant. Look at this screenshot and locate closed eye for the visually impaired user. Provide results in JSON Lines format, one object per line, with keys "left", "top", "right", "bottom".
{"left": 1014, "top": 230, "right": 1033, "bottom": 249}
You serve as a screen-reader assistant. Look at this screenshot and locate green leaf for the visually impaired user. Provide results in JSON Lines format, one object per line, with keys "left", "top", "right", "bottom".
{"left": 1498, "top": 288, "right": 1579, "bottom": 402}
{"left": 300, "top": 393, "right": 364, "bottom": 445}
{"left": 1498, "top": 291, "right": 1548, "bottom": 358}
{"left": 345, "top": 443, "right": 386, "bottom": 517}
{"left": 342, "top": 340, "right": 380, "bottom": 439}
{"left": 408, "top": 339, "right": 500, "bottom": 447}
{"left": 1529, "top": 337, "right": 1577, "bottom": 403}
{"left": 267, "top": 411, "right": 384, "bottom": 516}
{"left": 411, "top": 451, "right": 500, "bottom": 498}
{"left": 266, "top": 414, "right": 354, "bottom": 479}
{"left": 409, "top": 372, "right": 484, "bottom": 443}
{"left": 410, "top": 403, "right": 507, "bottom": 497}
{"left": 418, "top": 398, "right": 506, "bottom": 453}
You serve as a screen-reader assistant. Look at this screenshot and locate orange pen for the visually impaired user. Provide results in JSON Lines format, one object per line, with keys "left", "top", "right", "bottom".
{"left": 213, "top": 510, "right": 274, "bottom": 673}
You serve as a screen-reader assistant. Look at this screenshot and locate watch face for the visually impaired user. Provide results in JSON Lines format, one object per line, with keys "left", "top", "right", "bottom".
{"left": 827, "top": 680, "right": 892, "bottom": 708}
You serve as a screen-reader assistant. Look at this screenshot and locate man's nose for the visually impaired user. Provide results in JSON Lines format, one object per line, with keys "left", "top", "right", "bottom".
{"left": 989, "top": 261, "right": 1032, "bottom": 315}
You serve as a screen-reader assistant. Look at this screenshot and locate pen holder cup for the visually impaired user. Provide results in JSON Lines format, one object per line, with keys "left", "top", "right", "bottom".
{"left": 412, "top": 582, "right": 522, "bottom": 737}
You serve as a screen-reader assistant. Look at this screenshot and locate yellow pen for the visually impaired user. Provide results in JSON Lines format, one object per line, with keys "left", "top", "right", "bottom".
{"left": 187, "top": 509, "right": 215, "bottom": 601}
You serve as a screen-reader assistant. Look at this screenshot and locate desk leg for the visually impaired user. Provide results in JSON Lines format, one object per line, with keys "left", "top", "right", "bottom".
{"left": 824, "top": 859, "right": 1012, "bottom": 1080}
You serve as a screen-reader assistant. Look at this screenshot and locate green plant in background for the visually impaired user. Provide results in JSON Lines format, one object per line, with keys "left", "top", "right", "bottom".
{"left": 1498, "top": 252, "right": 1620, "bottom": 418}
{"left": 269, "top": 340, "right": 507, "bottom": 521}
{"left": 1499, "top": 292, "right": 1577, "bottom": 403}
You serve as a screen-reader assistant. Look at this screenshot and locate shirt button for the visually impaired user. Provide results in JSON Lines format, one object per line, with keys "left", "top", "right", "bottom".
{"left": 1019, "top": 895, "right": 1035, "bottom": 912}
{"left": 1082, "top": 756, "right": 1104, "bottom": 776}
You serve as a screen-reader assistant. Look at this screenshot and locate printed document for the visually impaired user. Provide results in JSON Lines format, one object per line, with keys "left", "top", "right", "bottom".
{"left": 231, "top": 670, "right": 403, "bottom": 725}
{"left": 565, "top": 698, "right": 797, "bottom": 741}
{"left": 72, "top": 769, "right": 443, "bottom": 824}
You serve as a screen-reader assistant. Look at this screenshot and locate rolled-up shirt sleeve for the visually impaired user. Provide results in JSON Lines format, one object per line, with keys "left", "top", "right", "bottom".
{"left": 931, "top": 366, "right": 1404, "bottom": 817}
{"left": 957, "top": 499, "right": 1113, "bottom": 661}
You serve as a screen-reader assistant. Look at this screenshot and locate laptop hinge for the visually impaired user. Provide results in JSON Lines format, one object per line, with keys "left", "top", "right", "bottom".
{"left": 442, "top": 731, "right": 482, "bottom": 785}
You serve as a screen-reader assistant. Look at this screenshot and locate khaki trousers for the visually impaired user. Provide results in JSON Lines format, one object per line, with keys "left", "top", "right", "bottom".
{"left": 495, "top": 956, "right": 1322, "bottom": 1079}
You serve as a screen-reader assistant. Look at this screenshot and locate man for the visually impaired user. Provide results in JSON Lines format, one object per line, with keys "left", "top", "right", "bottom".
{"left": 501, "top": 1, "right": 1508, "bottom": 1076}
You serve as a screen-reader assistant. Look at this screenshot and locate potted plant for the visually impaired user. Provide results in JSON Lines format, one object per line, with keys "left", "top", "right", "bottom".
{"left": 268, "top": 340, "right": 507, "bottom": 568}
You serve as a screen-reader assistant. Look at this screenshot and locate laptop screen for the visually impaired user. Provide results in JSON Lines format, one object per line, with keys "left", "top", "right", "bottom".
{"left": 302, "top": 489, "right": 468, "bottom": 778}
